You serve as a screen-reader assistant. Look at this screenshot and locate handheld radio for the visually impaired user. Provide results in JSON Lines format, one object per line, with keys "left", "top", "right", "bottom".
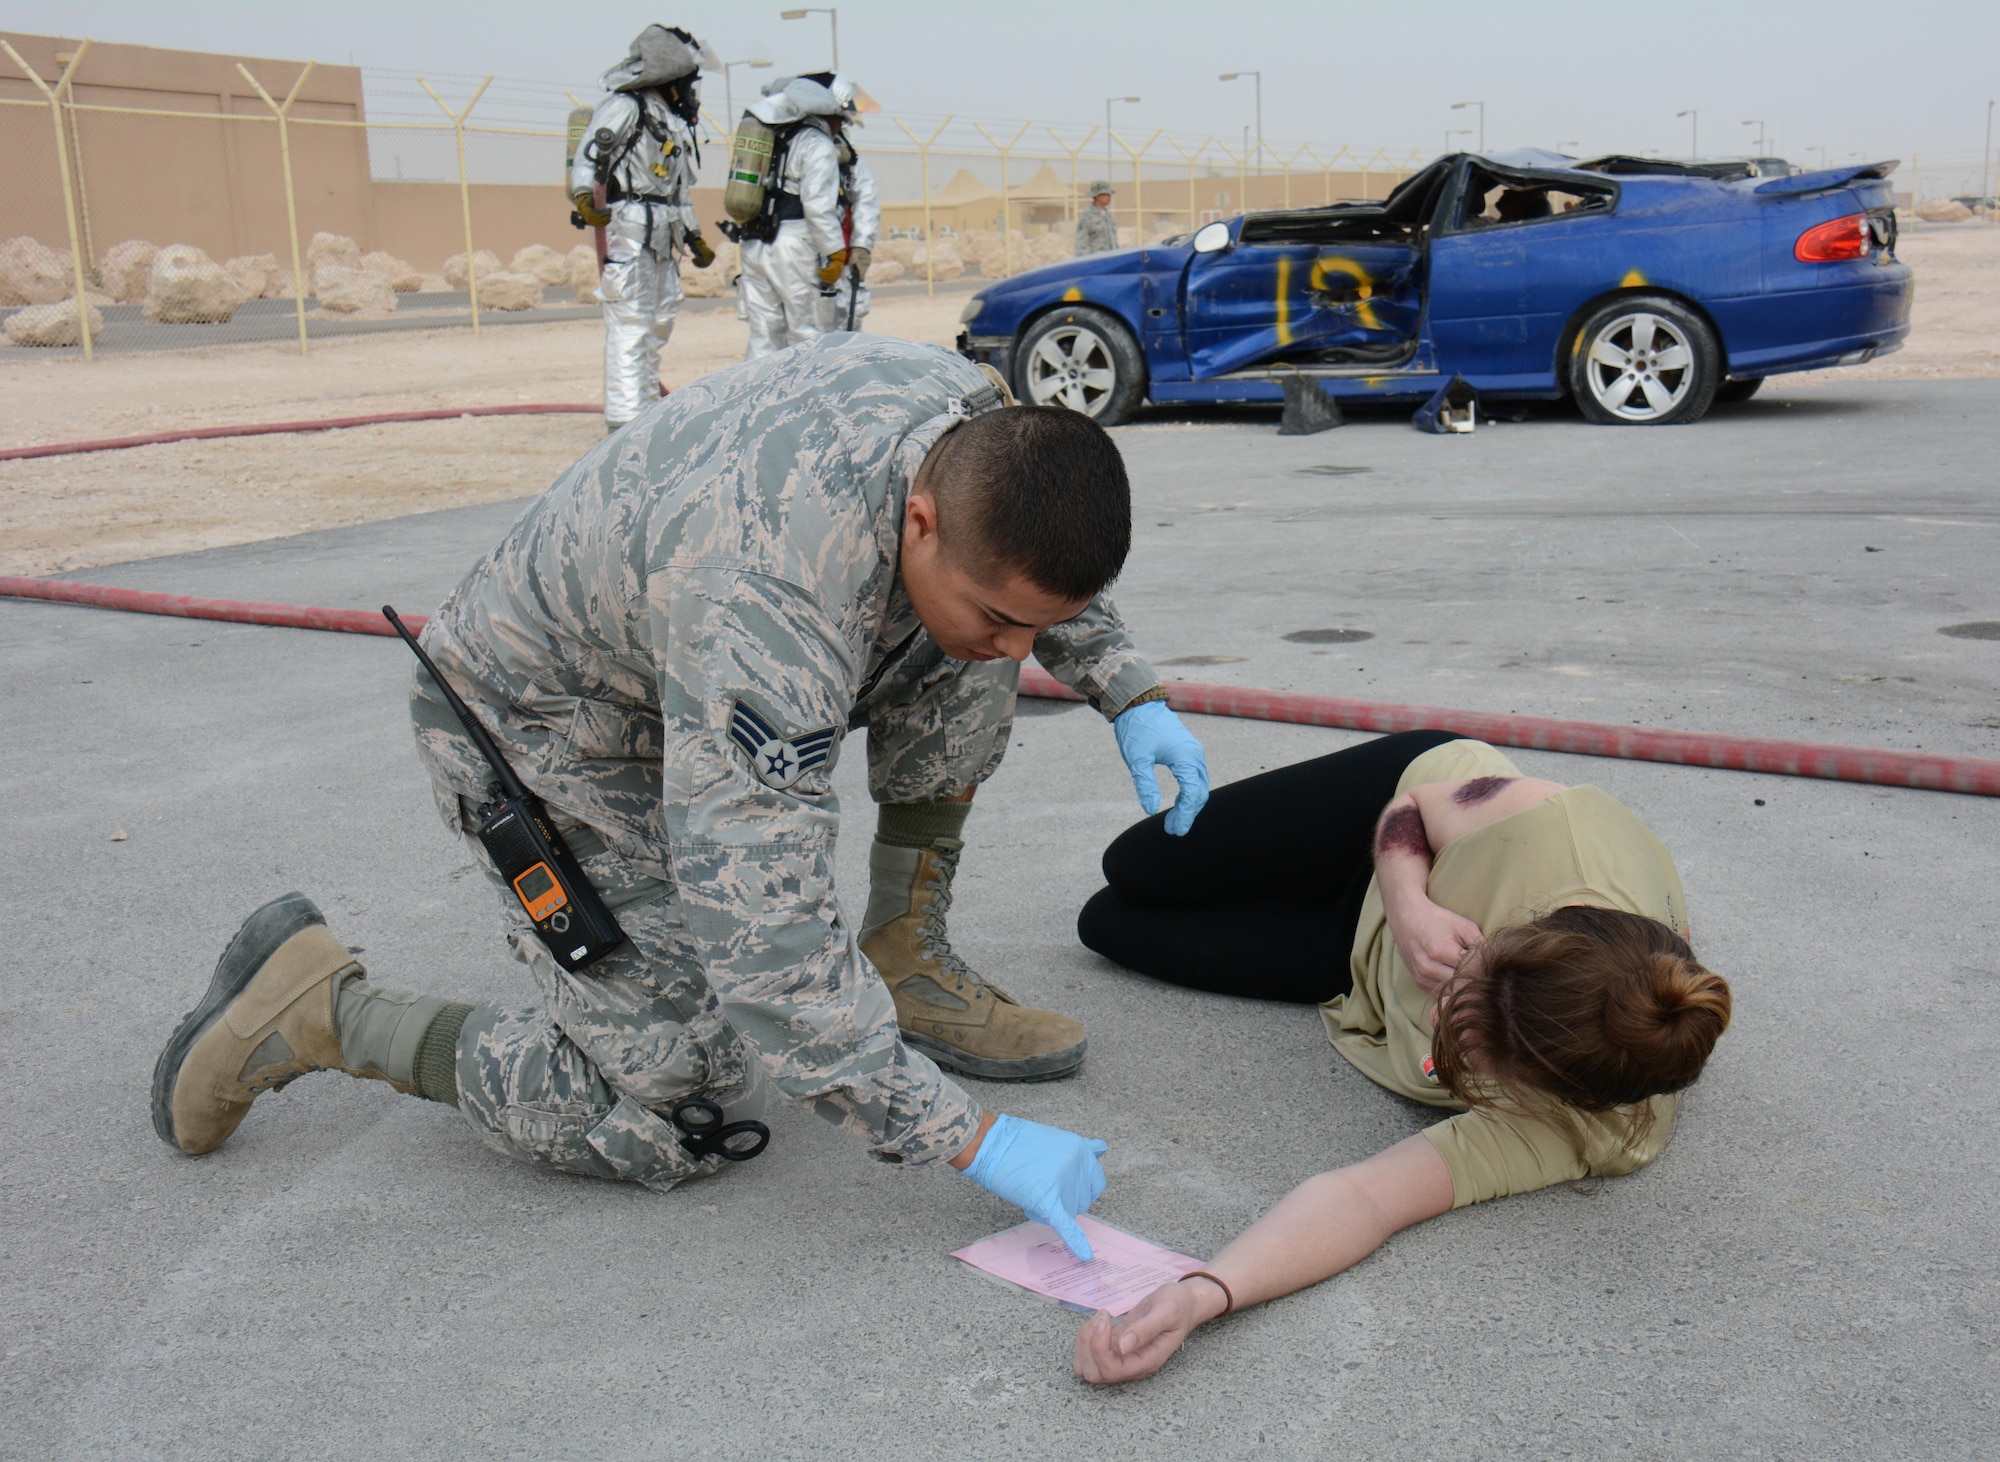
{"left": 383, "top": 606, "right": 626, "bottom": 972}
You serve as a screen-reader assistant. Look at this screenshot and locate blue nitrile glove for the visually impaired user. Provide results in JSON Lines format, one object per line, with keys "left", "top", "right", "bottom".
{"left": 963, "top": 1114, "right": 1109, "bottom": 1260}
{"left": 1114, "top": 699, "right": 1211, "bottom": 835}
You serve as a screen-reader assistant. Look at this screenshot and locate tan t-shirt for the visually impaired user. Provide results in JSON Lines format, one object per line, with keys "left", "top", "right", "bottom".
{"left": 1319, "top": 740, "right": 1695, "bottom": 1208}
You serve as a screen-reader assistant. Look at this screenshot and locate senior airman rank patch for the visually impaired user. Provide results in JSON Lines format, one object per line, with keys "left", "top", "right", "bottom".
{"left": 728, "top": 699, "right": 837, "bottom": 791}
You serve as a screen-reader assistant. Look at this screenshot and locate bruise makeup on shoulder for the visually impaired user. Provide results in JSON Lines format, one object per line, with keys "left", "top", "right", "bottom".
{"left": 1452, "top": 776, "right": 1516, "bottom": 806}
{"left": 1375, "top": 804, "right": 1431, "bottom": 859}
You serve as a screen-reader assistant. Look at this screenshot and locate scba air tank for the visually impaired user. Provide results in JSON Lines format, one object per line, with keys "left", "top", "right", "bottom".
{"left": 724, "top": 114, "right": 778, "bottom": 224}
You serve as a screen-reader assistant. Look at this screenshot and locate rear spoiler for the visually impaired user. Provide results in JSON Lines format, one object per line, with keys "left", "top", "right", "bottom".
{"left": 1755, "top": 161, "right": 1900, "bottom": 196}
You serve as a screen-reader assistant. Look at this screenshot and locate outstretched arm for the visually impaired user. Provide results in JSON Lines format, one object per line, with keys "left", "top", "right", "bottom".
{"left": 1073, "top": 1133, "right": 1454, "bottom": 1384}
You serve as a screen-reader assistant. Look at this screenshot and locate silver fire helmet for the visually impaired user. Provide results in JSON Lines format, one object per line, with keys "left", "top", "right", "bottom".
{"left": 749, "top": 74, "right": 843, "bottom": 125}
{"left": 600, "top": 24, "right": 701, "bottom": 94}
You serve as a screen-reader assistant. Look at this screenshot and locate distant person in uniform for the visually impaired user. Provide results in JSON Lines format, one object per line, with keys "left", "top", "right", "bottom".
{"left": 1075, "top": 182, "right": 1120, "bottom": 255}
{"left": 1070, "top": 732, "right": 1732, "bottom": 1382}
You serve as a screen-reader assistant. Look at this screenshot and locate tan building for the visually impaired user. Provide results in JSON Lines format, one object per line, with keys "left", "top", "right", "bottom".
{"left": 1008, "top": 165, "right": 1077, "bottom": 229}
{"left": 880, "top": 163, "right": 1112, "bottom": 238}
{"left": 881, "top": 168, "right": 999, "bottom": 237}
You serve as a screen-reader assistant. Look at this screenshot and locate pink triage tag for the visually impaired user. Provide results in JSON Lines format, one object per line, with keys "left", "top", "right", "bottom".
{"left": 951, "top": 1215, "right": 1204, "bottom": 1316}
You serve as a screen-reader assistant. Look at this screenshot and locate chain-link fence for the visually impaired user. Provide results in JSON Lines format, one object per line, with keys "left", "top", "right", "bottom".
{"left": 1, "top": 34, "right": 1444, "bottom": 359}
{"left": 0, "top": 39, "right": 611, "bottom": 359}
{"left": 1901, "top": 149, "right": 2000, "bottom": 219}
{"left": 10, "top": 32, "right": 1987, "bottom": 360}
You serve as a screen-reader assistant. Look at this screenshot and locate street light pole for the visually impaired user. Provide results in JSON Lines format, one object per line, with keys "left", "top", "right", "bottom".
{"left": 778, "top": 8, "right": 838, "bottom": 69}
{"left": 1446, "top": 126, "right": 1470, "bottom": 154}
{"left": 1219, "top": 72, "right": 1261, "bottom": 203}
{"left": 1983, "top": 99, "right": 1994, "bottom": 204}
{"left": 1742, "top": 118, "right": 1766, "bottom": 156}
{"left": 1451, "top": 99, "right": 1484, "bottom": 151}
{"left": 1676, "top": 108, "right": 1698, "bottom": 161}
{"left": 720, "top": 58, "right": 772, "bottom": 124}
{"left": 1105, "top": 94, "right": 1139, "bottom": 176}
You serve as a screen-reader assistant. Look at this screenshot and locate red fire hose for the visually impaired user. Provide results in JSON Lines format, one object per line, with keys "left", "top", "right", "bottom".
{"left": 0, "top": 577, "right": 417, "bottom": 636}
{"left": 0, "top": 403, "right": 601, "bottom": 463}
{"left": 5, "top": 576, "right": 1998, "bottom": 798}
{"left": 1015, "top": 668, "right": 2000, "bottom": 797}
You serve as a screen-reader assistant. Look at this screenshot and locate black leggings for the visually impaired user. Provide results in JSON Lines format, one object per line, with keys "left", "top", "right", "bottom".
{"left": 1076, "top": 729, "right": 1463, "bottom": 1005}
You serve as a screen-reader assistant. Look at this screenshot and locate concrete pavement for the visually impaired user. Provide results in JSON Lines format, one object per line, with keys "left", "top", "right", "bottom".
{"left": 3, "top": 377, "right": 1996, "bottom": 1458}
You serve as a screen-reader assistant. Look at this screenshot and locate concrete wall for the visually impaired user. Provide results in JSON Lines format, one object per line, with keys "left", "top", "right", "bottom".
{"left": 1, "top": 33, "right": 733, "bottom": 277}
{"left": 2, "top": 31, "right": 373, "bottom": 266}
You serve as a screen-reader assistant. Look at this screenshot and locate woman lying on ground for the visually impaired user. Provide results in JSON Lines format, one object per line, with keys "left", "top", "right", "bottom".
{"left": 1070, "top": 730, "right": 1732, "bottom": 1384}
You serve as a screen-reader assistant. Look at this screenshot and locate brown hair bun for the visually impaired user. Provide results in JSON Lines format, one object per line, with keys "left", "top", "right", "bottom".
{"left": 1432, "top": 905, "right": 1731, "bottom": 1121}
{"left": 1601, "top": 952, "right": 1733, "bottom": 1095}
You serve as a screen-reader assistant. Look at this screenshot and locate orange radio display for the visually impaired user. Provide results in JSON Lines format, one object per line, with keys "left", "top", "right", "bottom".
{"left": 511, "top": 862, "right": 569, "bottom": 922}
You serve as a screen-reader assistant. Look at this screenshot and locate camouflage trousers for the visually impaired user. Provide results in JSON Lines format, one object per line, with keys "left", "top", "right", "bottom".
{"left": 423, "top": 648, "right": 1019, "bottom": 1191}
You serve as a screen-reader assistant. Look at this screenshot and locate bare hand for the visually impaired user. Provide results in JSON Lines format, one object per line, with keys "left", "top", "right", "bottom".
{"left": 1386, "top": 895, "right": 1483, "bottom": 995}
{"left": 1072, "top": 1281, "right": 1204, "bottom": 1384}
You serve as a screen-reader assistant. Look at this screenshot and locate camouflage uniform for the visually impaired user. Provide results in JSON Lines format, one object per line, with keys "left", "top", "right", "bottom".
{"left": 411, "top": 336, "right": 1159, "bottom": 1189}
{"left": 1075, "top": 204, "right": 1120, "bottom": 256}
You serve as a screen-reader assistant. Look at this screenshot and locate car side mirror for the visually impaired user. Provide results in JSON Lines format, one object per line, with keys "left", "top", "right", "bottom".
{"left": 1192, "top": 221, "right": 1232, "bottom": 254}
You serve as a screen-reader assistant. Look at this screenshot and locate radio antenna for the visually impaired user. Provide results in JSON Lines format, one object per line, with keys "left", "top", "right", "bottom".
{"left": 382, "top": 606, "right": 529, "bottom": 801}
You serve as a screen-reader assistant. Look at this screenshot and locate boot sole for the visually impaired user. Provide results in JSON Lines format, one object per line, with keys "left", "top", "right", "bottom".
{"left": 903, "top": 1033, "right": 1087, "bottom": 1083}
{"left": 149, "top": 892, "right": 327, "bottom": 1153}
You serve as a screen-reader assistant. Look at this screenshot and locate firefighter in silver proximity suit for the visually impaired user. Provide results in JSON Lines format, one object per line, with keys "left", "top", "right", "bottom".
{"left": 571, "top": 25, "right": 715, "bottom": 430}
{"left": 737, "top": 73, "right": 881, "bottom": 360}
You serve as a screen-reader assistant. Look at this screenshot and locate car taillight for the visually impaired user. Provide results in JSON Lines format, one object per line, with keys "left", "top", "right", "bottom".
{"left": 1796, "top": 212, "right": 1871, "bottom": 262}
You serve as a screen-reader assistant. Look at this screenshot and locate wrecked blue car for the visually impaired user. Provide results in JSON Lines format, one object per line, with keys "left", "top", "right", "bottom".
{"left": 955, "top": 150, "right": 1912, "bottom": 426}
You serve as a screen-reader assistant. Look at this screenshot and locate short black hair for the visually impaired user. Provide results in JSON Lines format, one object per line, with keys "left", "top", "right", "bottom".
{"left": 927, "top": 406, "right": 1131, "bottom": 601}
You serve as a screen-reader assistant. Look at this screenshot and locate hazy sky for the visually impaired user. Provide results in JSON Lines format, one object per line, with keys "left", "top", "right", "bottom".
{"left": 11, "top": 1, "right": 2000, "bottom": 175}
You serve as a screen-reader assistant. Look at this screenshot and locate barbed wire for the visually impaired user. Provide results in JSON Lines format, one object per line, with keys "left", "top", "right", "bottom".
{"left": 351, "top": 67, "right": 1993, "bottom": 190}
{"left": 355, "top": 67, "right": 1418, "bottom": 164}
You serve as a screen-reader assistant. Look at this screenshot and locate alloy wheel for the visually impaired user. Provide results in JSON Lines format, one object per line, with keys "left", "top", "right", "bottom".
{"left": 1024, "top": 325, "right": 1119, "bottom": 415}
{"left": 1583, "top": 311, "right": 1695, "bottom": 421}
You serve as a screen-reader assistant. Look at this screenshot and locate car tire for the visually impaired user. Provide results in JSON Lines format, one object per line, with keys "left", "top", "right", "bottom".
{"left": 1567, "top": 294, "right": 1720, "bottom": 426}
{"left": 1714, "top": 376, "right": 1765, "bottom": 404}
{"left": 1013, "top": 306, "right": 1147, "bottom": 425}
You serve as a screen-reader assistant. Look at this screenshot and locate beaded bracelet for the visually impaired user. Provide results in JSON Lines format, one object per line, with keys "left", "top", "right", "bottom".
{"left": 1181, "top": 1269, "right": 1234, "bottom": 1315}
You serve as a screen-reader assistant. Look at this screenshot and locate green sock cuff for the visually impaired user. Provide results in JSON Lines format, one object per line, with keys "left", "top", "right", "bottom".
{"left": 876, "top": 799, "right": 973, "bottom": 849}
{"left": 413, "top": 1002, "right": 474, "bottom": 1106}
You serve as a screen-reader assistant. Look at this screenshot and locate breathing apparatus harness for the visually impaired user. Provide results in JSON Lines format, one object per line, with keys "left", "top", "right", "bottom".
{"left": 586, "top": 90, "right": 698, "bottom": 206}
{"left": 719, "top": 120, "right": 802, "bottom": 244}
{"left": 720, "top": 114, "right": 857, "bottom": 247}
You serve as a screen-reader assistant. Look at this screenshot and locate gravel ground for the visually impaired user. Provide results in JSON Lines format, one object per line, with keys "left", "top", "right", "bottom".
{"left": 0, "top": 287, "right": 974, "bottom": 576}
{"left": 2, "top": 225, "right": 1993, "bottom": 579}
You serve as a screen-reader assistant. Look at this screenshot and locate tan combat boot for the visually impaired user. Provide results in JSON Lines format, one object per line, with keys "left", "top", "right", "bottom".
{"left": 861, "top": 839, "right": 1087, "bottom": 1081}
{"left": 151, "top": 892, "right": 431, "bottom": 1155}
